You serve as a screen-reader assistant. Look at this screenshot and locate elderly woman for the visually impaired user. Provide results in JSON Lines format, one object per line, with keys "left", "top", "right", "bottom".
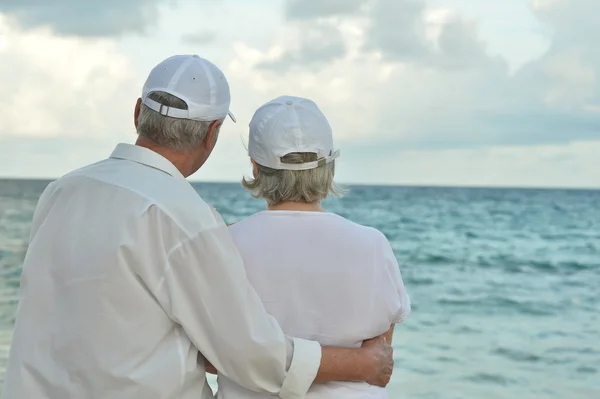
{"left": 213, "top": 96, "right": 411, "bottom": 399}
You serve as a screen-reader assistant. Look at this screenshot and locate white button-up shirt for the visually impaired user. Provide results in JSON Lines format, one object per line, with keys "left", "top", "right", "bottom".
{"left": 3, "top": 143, "right": 321, "bottom": 399}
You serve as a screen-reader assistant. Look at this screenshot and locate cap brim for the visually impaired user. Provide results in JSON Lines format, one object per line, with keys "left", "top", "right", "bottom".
{"left": 228, "top": 111, "right": 237, "bottom": 123}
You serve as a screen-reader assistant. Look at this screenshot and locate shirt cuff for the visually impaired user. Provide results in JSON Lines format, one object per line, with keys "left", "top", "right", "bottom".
{"left": 279, "top": 338, "right": 322, "bottom": 399}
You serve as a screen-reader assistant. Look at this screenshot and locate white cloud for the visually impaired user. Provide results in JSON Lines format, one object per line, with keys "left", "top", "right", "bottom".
{"left": 0, "top": 16, "right": 140, "bottom": 139}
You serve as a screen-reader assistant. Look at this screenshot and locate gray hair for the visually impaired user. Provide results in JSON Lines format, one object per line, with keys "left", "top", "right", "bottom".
{"left": 136, "top": 91, "right": 219, "bottom": 150}
{"left": 242, "top": 153, "right": 344, "bottom": 206}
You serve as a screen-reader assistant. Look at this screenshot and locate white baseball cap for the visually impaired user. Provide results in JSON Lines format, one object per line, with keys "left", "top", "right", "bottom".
{"left": 249, "top": 96, "right": 340, "bottom": 171}
{"left": 141, "top": 54, "right": 236, "bottom": 122}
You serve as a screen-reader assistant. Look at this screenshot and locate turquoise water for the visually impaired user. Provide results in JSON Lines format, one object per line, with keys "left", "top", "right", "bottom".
{"left": 0, "top": 178, "right": 599, "bottom": 398}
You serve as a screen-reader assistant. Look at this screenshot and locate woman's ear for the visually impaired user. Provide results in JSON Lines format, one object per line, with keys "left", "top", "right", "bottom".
{"left": 251, "top": 160, "right": 259, "bottom": 178}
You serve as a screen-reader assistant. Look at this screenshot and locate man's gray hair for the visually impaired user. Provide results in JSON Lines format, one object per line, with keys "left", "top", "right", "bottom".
{"left": 136, "top": 91, "right": 218, "bottom": 150}
{"left": 242, "top": 153, "right": 344, "bottom": 206}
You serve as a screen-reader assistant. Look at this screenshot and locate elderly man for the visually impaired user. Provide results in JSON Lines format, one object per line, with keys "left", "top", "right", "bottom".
{"left": 2, "top": 55, "right": 393, "bottom": 399}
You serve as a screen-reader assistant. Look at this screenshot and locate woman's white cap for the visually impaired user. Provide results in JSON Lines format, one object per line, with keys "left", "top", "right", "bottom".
{"left": 141, "top": 54, "right": 236, "bottom": 122}
{"left": 249, "top": 96, "right": 340, "bottom": 171}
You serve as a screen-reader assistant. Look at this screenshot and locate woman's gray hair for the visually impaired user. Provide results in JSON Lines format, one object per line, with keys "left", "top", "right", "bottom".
{"left": 136, "top": 91, "right": 218, "bottom": 150}
{"left": 242, "top": 152, "right": 344, "bottom": 206}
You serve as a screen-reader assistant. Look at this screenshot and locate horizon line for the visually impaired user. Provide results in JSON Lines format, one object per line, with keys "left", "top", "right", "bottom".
{"left": 1, "top": 176, "right": 599, "bottom": 192}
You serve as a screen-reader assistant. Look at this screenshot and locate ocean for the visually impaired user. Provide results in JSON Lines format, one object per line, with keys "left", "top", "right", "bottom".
{"left": 0, "top": 178, "right": 598, "bottom": 398}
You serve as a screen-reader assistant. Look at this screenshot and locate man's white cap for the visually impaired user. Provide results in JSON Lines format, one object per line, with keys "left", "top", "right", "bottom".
{"left": 141, "top": 54, "right": 236, "bottom": 122}
{"left": 249, "top": 96, "right": 340, "bottom": 171}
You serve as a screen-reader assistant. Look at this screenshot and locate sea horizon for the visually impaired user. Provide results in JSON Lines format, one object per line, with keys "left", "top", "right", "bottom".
{"left": 0, "top": 176, "right": 599, "bottom": 192}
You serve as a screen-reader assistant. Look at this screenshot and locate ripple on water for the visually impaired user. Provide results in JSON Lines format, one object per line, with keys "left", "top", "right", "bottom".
{"left": 492, "top": 347, "right": 542, "bottom": 364}
{"left": 410, "top": 253, "right": 456, "bottom": 265}
{"left": 576, "top": 366, "right": 598, "bottom": 374}
{"left": 453, "top": 325, "right": 482, "bottom": 334}
{"left": 405, "top": 276, "right": 436, "bottom": 286}
{"left": 435, "top": 356, "right": 459, "bottom": 364}
{"left": 409, "top": 366, "right": 440, "bottom": 376}
{"left": 436, "top": 295, "right": 557, "bottom": 316}
{"left": 465, "top": 372, "right": 518, "bottom": 386}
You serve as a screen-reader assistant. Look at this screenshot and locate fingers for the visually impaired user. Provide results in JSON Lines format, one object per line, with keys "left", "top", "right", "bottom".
{"left": 364, "top": 332, "right": 395, "bottom": 388}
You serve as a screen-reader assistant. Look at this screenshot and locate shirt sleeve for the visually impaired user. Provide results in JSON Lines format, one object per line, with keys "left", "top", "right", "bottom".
{"left": 149, "top": 210, "right": 322, "bottom": 398}
{"left": 375, "top": 232, "right": 411, "bottom": 325}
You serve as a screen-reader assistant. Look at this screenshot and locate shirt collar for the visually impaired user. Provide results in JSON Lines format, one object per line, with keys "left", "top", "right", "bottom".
{"left": 109, "top": 143, "right": 186, "bottom": 180}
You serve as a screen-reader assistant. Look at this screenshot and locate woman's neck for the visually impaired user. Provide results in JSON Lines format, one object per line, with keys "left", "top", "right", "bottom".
{"left": 268, "top": 201, "right": 324, "bottom": 212}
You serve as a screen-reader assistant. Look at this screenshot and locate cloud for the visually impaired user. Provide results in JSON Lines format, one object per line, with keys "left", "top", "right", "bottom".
{"left": 533, "top": 0, "right": 599, "bottom": 45}
{"left": 521, "top": 0, "right": 600, "bottom": 106}
{"left": 363, "top": 0, "right": 495, "bottom": 70}
{"left": 285, "top": 0, "right": 368, "bottom": 20}
{"left": 364, "top": 0, "right": 429, "bottom": 61}
{"left": 257, "top": 23, "right": 347, "bottom": 72}
{"left": 181, "top": 31, "right": 217, "bottom": 45}
{"left": 0, "top": 16, "right": 140, "bottom": 139}
{"left": 0, "top": 0, "right": 163, "bottom": 36}
{"left": 227, "top": 0, "right": 600, "bottom": 151}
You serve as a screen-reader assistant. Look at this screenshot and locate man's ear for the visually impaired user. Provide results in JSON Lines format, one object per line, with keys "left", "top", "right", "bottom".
{"left": 203, "top": 120, "right": 223, "bottom": 151}
{"left": 134, "top": 98, "right": 142, "bottom": 129}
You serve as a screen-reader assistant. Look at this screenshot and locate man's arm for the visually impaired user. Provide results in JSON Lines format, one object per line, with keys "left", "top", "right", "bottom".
{"left": 204, "top": 334, "right": 393, "bottom": 387}
{"left": 314, "top": 336, "right": 393, "bottom": 385}
{"left": 144, "top": 213, "right": 391, "bottom": 398}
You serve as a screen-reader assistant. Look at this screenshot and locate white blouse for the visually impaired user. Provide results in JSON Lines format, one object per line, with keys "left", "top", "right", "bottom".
{"left": 218, "top": 210, "right": 411, "bottom": 399}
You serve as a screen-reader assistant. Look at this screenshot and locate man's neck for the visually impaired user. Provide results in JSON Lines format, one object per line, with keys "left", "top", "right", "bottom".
{"left": 135, "top": 136, "right": 193, "bottom": 178}
{"left": 268, "top": 201, "right": 324, "bottom": 212}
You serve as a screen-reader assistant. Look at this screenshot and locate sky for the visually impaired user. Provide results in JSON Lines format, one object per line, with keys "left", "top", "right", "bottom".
{"left": 0, "top": 0, "right": 599, "bottom": 188}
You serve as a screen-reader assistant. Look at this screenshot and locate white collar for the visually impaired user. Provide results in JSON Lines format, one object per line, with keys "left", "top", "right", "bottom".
{"left": 109, "top": 143, "right": 186, "bottom": 180}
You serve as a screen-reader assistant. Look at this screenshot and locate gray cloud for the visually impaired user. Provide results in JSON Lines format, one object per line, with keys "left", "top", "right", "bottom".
{"left": 534, "top": 0, "right": 599, "bottom": 46}
{"left": 0, "top": 0, "right": 163, "bottom": 36}
{"left": 181, "top": 31, "right": 217, "bottom": 45}
{"left": 368, "top": 0, "right": 600, "bottom": 148}
{"left": 364, "top": 0, "right": 494, "bottom": 70}
{"left": 433, "top": 16, "right": 491, "bottom": 70}
{"left": 258, "top": 24, "right": 346, "bottom": 72}
{"left": 364, "top": 0, "right": 429, "bottom": 61}
{"left": 285, "top": 0, "right": 368, "bottom": 20}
